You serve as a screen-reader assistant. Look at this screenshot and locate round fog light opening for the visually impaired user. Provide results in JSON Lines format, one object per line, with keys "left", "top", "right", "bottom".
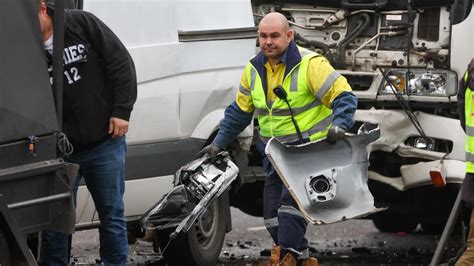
{"left": 310, "top": 176, "right": 331, "bottom": 193}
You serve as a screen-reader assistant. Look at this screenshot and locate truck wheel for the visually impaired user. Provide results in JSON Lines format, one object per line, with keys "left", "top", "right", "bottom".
{"left": 372, "top": 214, "right": 418, "bottom": 233}
{"left": 0, "top": 229, "right": 11, "bottom": 265}
{"left": 153, "top": 194, "right": 228, "bottom": 266}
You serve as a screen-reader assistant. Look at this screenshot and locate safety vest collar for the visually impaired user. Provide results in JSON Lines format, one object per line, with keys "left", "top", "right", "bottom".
{"left": 249, "top": 41, "right": 302, "bottom": 96}
{"left": 283, "top": 41, "right": 303, "bottom": 78}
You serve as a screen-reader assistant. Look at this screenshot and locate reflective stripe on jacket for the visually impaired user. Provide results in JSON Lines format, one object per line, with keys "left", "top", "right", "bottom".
{"left": 464, "top": 64, "right": 474, "bottom": 173}
{"left": 246, "top": 45, "right": 335, "bottom": 144}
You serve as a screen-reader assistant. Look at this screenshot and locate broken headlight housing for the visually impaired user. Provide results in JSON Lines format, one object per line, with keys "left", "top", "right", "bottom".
{"left": 381, "top": 69, "right": 457, "bottom": 97}
{"left": 140, "top": 153, "right": 238, "bottom": 234}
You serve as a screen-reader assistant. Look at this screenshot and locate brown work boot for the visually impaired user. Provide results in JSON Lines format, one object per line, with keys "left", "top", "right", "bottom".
{"left": 280, "top": 252, "right": 297, "bottom": 266}
{"left": 259, "top": 245, "right": 282, "bottom": 266}
{"left": 300, "top": 257, "right": 318, "bottom": 266}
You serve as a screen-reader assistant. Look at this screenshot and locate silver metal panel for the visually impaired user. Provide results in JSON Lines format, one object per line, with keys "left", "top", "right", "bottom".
{"left": 265, "top": 125, "right": 383, "bottom": 224}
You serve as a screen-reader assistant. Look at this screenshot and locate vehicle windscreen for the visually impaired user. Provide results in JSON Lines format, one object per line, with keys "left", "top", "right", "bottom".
{"left": 0, "top": 0, "right": 59, "bottom": 144}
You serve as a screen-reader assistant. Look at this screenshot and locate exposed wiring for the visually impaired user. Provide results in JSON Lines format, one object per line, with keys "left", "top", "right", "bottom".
{"left": 379, "top": 68, "right": 426, "bottom": 138}
{"left": 374, "top": 14, "right": 382, "bottom": 55}
{"left": 158, "top": 237, "right": 172, "bottom": 259}
{"left": 337, "top": 13, "right": 371, "bottom": 54}
{"left": 149, "top": 215, "right": 183, "bottom": 257}
{"left": 294, "top": 32, "right": 333, "bottom": 62}
{"left": 406, "top": 0, "right": 416, "bottom": 93}
{"left": 352, "top": 30, "right": 406, "bottom": 69}
{"left": 440, "top": 153, "right": 449, "bottom": 163}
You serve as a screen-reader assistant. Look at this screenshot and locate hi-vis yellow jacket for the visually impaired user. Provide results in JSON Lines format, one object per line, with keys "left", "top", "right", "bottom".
{"left": 236, "top": 41, "right": 353, "bottom": 144}
{"left": 459, "top": 59, "right": 474, "bottom": 173}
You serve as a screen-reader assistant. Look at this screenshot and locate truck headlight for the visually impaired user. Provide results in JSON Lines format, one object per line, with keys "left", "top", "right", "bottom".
{"left": 381, "top": 69, "right": 457, "bottom": 97}
{"left": 414, "top": 137, "right": 435, "bottom": 150}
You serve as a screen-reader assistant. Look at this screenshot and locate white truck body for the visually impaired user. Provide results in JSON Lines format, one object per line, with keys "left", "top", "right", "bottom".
{"left": 76, "top": 0, "right": 256, "bottom": 226}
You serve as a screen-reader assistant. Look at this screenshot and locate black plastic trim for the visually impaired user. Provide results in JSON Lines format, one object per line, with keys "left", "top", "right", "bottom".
{"left": 125, "top": 138, "right": 207, "bottom": 181}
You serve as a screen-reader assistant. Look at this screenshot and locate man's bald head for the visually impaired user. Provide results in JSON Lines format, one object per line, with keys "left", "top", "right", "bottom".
{"left": 258, "top": 12, "right": 290, "bottom": 32}
{"left": 257, "top": 12, "right": 293, "bottom": 63}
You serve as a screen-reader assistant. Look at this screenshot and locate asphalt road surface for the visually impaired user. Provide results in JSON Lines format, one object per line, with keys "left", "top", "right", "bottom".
{"left": 71, "top": 207, "right": 463, "bottom": 265}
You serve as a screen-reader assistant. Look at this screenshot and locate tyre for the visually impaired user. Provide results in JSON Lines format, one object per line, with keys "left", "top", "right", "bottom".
{"left": 0, "top": 229, "right": 11, "bottom": 265}
{"left": 372, "top": 214, "right": 418, "bottom": 233}
{"left": 153, "top": 193, "right": 229, "bottom": 266}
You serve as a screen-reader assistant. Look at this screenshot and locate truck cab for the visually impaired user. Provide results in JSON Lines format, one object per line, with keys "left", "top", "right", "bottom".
{"left": 251, "top": 0, "right": 473, "bottom": 233}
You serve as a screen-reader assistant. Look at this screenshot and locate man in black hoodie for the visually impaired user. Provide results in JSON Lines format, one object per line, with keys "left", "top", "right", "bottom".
{"left": 37, "top": 1, "right": 137, "bottom": 265}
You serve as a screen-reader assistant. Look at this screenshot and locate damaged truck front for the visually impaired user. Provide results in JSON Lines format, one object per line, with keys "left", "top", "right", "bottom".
{"left": 252, "top": 0, "right": 474, "bottom": 232}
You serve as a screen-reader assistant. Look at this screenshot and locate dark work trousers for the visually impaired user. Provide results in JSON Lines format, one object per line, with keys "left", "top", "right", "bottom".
{"left": 461, "top": 173, "right": 474, "bottom": 204}
{"left": 257, "top": 140, "right": 309, "bottom": 255}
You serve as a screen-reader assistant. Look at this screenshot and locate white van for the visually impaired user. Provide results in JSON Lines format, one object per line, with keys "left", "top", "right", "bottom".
{"left": 72, "top": 0, "right": 257, "bottom": 265}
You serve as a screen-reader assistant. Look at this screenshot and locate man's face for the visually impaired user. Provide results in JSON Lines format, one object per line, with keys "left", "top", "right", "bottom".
{"left": 258, "top": 22, "right": 292, "bottom": 60}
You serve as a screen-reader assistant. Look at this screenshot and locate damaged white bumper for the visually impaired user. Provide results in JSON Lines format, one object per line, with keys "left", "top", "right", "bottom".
{"left": 355, "top": 109, "right": 466, "bottom": 191}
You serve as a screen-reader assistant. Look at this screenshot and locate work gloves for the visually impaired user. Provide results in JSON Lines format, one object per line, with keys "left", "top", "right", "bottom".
{"left": 197, "top": 143, "right": 222, "bottom": 159}
{"left": 326, "top": 126, "right": 346, "bottom": 144}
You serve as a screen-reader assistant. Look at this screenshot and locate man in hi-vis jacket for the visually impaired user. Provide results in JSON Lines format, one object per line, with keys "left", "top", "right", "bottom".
{"left": 199, "top": 12, "right": 357, "bottom": 266}
{"left": 456, "top": 58, "right": 474, "bottom": 266}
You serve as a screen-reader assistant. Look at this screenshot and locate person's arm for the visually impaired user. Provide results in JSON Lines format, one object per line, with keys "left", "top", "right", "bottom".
{"left": 458, "top": 69, "right": 467, "bottom": 133}
{"left": 213, "top": 101, "right": 254, "bottom": 149}
{"left": 213, "top": 65, "right": 255, "bottom": 149}
{"left": 331, "top": 91, "right": 357, "bottom": 130}
{"left": 71, "top": 11, "right": 137, "bottom": 122}
{"left": 307, "top": 56, "right": 357, "bottom": 130}
{"left": 458, "top": 59, "right": 474, "bottom": 133}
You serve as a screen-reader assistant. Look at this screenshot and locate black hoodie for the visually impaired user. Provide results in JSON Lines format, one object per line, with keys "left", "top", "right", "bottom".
{"left": 46, "top": 9, "right": 137, "bottom": 151}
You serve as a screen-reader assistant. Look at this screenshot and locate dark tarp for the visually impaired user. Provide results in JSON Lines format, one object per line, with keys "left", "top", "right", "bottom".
{"left": 0, "top": 0, "right": 59, "bottom": 144}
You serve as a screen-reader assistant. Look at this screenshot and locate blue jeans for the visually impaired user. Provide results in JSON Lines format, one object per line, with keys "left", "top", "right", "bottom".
{"left": 40, "top": 137, "right": 128, "bottom": 265}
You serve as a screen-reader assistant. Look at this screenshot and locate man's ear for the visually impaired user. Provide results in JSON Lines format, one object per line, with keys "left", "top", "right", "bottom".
{"left": 287, "top": 30, "right": 294, "bottom": 42}
{"left": 41, "top": 2, "right": 47, "bottom": 14}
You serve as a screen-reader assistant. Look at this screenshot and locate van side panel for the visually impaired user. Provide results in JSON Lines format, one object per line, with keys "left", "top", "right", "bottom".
{"left": 77, "top": 0, "right": 257, "bottom": 224}
{"left": 84, "top": 0, "right": 255, "bottom": 144}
